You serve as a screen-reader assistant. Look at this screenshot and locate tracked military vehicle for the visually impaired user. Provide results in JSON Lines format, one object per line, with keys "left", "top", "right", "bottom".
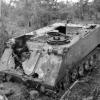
{"left": 0, "top": 22, "right": 100, "bottom": 99}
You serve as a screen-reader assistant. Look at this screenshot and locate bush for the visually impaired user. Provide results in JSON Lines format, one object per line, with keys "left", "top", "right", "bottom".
{"left": 0, "top": 24, "right": 9, "bottom": 58}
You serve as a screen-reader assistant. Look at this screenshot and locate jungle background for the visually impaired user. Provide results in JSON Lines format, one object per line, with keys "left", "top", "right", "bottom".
{"left": 0, "top": 0, "right": 100, "bottom": 100}
{"left": 0, "top": 0, "right": 100, "bottom": 57}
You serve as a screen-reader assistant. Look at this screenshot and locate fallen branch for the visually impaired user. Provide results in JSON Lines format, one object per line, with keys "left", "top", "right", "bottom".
{"left": 60, "top": 80, "right": 79, "bottom": 100}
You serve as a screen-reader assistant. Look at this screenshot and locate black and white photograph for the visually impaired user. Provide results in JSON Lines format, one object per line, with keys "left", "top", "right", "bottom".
{"left": 0, "top": 0, "right": 100, "bottom": 100}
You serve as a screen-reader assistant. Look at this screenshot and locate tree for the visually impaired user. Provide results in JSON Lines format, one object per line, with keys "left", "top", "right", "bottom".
{"left": 0, "top": 1, "right": 9, "bottom": 57}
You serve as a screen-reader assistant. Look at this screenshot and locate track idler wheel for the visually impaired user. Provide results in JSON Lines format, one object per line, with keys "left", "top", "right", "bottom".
{"left": 70, "top": 67, "right": 78, "bottom": 83}
{"left": 78, "top": 65, "right": 85, "bottom": 78}
{"left": 84, "top": 56, "right": 94, "bottom": 73}
{"left": 89, "top": 56, "right": 94, "bottom": 66}
{"left": 84, "top": 60, "right": 90, "bottom": 71}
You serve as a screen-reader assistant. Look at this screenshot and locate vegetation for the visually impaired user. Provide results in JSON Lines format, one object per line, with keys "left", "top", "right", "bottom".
{"left": 0, "top": 0, "right": 100, "bottom": 57}
{"left": 1, "top": 0, "right": 100, "bottom": 34}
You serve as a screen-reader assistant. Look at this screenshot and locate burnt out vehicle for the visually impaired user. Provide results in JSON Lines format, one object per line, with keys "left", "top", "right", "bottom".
{"left": 0, "top": 22, "right": 100, "bottom": 99}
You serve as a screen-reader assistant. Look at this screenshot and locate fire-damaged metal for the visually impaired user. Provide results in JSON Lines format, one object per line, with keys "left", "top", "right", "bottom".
{"left": 0, "top": 22, "right": 100, "bottom": 99}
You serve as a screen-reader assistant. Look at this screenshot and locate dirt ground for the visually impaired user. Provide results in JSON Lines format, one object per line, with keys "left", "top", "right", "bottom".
{"left": 65, "top": 62, "right": 100, "bottom": 100}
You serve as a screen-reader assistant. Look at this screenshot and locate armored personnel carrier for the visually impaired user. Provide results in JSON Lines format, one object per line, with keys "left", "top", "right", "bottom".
{"left": 0, "top": 22, "right": 100, "bottom": 99}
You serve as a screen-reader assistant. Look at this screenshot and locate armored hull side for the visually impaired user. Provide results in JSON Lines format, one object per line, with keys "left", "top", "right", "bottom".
{"left": 66, "top": 27, "right": 100, "bottom": 65}
{"left": 56, "top": 26, "right": 100, "bottom": 83}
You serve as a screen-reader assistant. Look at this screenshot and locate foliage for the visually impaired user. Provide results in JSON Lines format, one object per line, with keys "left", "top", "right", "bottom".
{"left": 0, "top": 23, "right": 9, "bottom": 57}
{"left": 1, "top": 0, "right": 100, "bottom": 36}
{"left": 93, "top": 0, "right": 100, "bottom": 12}
{"left": 1, "top": 0, "right": 73, "bottom": 35}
